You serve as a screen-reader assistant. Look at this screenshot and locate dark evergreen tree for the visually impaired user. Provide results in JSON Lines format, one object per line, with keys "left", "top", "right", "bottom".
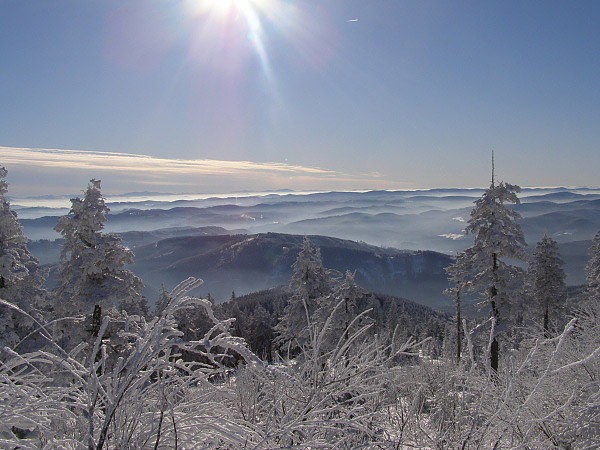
{"left": 528, "top": 234, "right": 566, "bottom": 337}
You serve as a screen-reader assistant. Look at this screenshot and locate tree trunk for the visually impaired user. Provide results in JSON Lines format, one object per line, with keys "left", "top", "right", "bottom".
{"left": 543, "top": 304, "right": 550, "bottom": 339}
{"left": 490, "top": 253, "right": 500, "bottom": 374}
{"left": 490, "top": 336, "right": 499, "bottom": 374}
{"left": 90, "top": 305, "right": 102, "bottom": 337}
{"left": 456, "top": 289, "right": 462, "bottom": 364}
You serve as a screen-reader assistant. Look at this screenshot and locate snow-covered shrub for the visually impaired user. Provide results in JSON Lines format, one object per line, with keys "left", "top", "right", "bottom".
{"left": 1, "top": 278, "right": 261, "bottom": 449}
{"left": 235, "top": 302, "right": 423, "bottom": 447}
{"left": 384, "top": 304, "right": 600, "bottom": 449}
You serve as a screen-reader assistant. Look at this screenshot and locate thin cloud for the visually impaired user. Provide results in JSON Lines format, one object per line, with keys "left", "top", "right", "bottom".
{"left": 0, "top": 146, "right": 338, "bottom": 176}
{"left": 0, "top": 146, "right": 411, "bottom": 195}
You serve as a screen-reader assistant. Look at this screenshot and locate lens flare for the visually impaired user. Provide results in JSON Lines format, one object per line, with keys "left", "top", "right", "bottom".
{"left": 183, "top": 0, "right": 274, "bottom": 80}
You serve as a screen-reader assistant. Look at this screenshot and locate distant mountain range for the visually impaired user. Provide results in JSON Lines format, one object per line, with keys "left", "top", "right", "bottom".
{"left": 20, "top": 188, "right": 600, "bottom": 251}
{"left": 23, "top": 187, "right": 599, "bottom": 309}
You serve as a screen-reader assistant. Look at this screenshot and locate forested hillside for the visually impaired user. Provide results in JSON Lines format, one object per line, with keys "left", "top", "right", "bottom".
{"left": 30, "top": 231, "right": 453, "bottom": 308}
{"left": 219, "top": 285, "right": 450, "bottom": 361}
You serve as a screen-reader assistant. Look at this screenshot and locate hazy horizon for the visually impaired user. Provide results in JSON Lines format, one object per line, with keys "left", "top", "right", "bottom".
{"left": 8, "top": 182, "right": 600, "bottom": 211}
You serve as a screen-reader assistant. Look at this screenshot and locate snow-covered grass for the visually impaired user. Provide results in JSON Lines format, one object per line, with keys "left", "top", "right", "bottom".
{"left": 1, "top": 285, "right": 598, "bottom": 449}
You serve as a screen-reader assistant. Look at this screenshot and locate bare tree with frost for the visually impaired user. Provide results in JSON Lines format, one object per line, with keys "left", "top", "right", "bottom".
{"left": 445, "top": 250, "right": 471, "bottom": 364}
{"left": 154, "top": 283, "right": 171, "bottom": 317}
{"left": 528, "top": 234, "right": 566, "bottom": 337}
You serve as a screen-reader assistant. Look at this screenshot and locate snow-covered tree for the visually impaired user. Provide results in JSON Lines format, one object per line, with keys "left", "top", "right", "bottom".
{"left": 0, "top": 166, "right": 46, "bottom": 349}
{"left": 315, "top": 271, "right": 367, "bottom": 353}
{"left": 120, "top": 295, "right": 149, "bottom": 318}
{"left": 289, "top": 236, "right": 332, "bottom": 301}
{"left": 155, "top": 283, "right": 171, "bottom": 316}
{"left": 454, "top": 167, "right": 527, "bottom": 373}
{"left": 586, "top": 231, "right": 600, "bottom": 302}
{"left": 276, "top": 237, "right": 333, "bottom": 349}
{"left": 528, "top": 234, "right": 566, "bottom": 337}
{"left": 445, "top": 251, "right": 472, "bottom": 364}
{"left": 246, "top": 304, "right": 275, "bottom": 361}
{"left": 54, "top": 179, "right": 143, "bottom": 322}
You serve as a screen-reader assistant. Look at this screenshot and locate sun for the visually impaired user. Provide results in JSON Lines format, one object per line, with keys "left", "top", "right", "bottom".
{"left": 211, "top": 0, "right": 243, "bottom": 14}
{"left": 191, "top": 0, "right": 264, "bottom": 16}
{"left": 186, "top": 0, "right": 267, "bottom": 33}
{"left": 185, "top": 0, "right": 272, "bottom": 72}
{"left": 216, "top": 0, "right": 254, "bottom": 10}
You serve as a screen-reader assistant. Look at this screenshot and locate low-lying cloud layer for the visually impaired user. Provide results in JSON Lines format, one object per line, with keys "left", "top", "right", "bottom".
{"left": 1, "top": 146, "right": 405, "bottom": 196}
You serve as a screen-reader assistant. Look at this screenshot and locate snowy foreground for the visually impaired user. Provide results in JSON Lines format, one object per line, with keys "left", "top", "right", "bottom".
{"left": 1, "top": 278, "right": 599, "bottom": 449}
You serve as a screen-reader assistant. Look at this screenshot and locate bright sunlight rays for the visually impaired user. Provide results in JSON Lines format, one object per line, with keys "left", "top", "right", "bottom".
{"left": 185, "top": 0, "right": 274, "bottom": 81}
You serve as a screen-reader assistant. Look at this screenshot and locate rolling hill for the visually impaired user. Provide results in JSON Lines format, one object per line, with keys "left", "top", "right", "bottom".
{"left": 130, "top": 232, "right": 454, "bottom": 309}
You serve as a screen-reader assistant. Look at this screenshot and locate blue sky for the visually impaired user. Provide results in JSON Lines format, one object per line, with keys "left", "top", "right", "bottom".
{"left": 1, "top": 0, "right": 599, "bottom": 195}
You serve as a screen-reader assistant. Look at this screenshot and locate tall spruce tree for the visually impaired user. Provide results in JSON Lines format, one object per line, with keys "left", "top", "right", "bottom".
{"left": 528, "top": 234, "right": 566, "bottom": 337}
{"left": 453, "top": 156, "right": 527, "bottom": 373}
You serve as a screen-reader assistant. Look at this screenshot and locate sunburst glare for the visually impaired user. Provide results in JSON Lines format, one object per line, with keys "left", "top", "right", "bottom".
{"left": 184, "top": 0, "right": 274, "bottom": 80}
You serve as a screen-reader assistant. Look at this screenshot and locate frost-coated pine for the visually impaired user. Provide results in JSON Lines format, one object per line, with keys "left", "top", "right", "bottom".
{"left": 458, "top": 178, "right": 527, "bottom": 372}
{"left": 54, "top": 179, "right": 143, "bottom": 319}
{"left": 0, "top": 166, "right": 46, "bottom": 350}
{"left": 586, "top": 231, "right": 600, "bottom": 302}
{"left": 528, "top": 234, "right": 566, "bottom": 337}
{"left": 315, "top": 270, "right": 367, "bottom": 353}
{"left": 276, "top": 236, "right": 332, "bottom": 348}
